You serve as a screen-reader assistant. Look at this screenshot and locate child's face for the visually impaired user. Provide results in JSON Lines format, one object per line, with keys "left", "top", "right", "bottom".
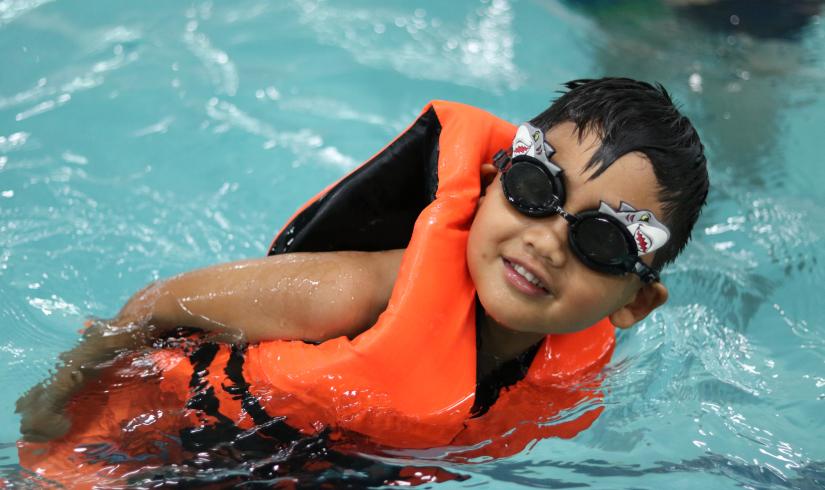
{"left": 467, "top": 122, "right": 668, "bottom": 335}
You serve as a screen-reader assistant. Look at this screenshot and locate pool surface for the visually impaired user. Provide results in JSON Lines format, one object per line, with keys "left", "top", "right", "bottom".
{"left": 1, "top": 0, "right": 824, "bottom": 488}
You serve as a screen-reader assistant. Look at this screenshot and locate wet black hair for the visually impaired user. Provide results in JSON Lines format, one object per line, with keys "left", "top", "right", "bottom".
{"left": 530, "top": 77, "right": 709, "bottom": 271}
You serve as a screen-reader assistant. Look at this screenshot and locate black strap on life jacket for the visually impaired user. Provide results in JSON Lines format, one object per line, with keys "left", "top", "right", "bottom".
{"left": 180, "top": 341, "right": 301, "bottom": 453}
{"left": 223, "top": 344, "right": 302, "bottom": 442}
{"left": 180, "top": 342, "right": 244, "bottom": 451}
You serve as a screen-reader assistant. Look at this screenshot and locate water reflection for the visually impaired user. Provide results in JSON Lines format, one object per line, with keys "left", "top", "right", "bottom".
{"left": 557, "top": 0, "right": 823, "bottom": 189}
{"left": 674, "top": 0, "right": 824, "bottom": 40}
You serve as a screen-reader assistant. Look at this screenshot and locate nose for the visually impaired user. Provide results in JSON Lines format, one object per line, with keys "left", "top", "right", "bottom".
{"left": 521, "top": 215, "right": 568, "bottom": 268}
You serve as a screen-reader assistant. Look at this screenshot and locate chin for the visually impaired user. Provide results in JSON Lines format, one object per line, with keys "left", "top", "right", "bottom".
{"left": 481, "top": 303, "right": 550, "bottom": 336}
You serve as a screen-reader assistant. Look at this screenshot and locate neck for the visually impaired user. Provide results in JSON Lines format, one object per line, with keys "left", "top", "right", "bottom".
{"left": 476, "top": 313, "right": 544, "bottom": 377}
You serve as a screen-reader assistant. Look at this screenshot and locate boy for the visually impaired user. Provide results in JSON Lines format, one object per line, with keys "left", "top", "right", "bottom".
{"left": 17, "top": 78, "right": 708, "bottom": 445}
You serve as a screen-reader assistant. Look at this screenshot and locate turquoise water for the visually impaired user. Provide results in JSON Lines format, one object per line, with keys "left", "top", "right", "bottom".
{"left": 1, "top": 0, "right": 824, "bottom": 487}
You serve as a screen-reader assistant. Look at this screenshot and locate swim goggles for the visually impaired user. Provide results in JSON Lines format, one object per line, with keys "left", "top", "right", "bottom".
{"left": 492, "top": 123, "right": 671, "bottom": 284}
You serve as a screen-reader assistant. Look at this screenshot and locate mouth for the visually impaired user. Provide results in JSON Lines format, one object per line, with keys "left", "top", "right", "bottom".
{"left": 634, "top": 228, "right": 650, "bottom": 254}
{"left": 502, "top": 257, "right": 551, "bottom": 297}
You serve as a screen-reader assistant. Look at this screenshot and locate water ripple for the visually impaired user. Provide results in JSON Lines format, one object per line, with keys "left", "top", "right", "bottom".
{"left": 481, "top": 453, "right": 825, "bottom": 489}
{"left": 680, "top": 304, "right": 770, "bottom": 397}
{"left": 204, "top": 97, "right": 356, "bottom": 168}
{"left": 0, "top": 131, "right": 28, "bottom": 152}
{"left": 291, "top": 0, "right": 523, "bottom": 93}
{"left": 747, "top": 196, "right": 823, "bottom": 277}
{"left": 1, "top": 41, "right": 140, "bottom": 121}
{"left": 182, "top": 19, "right": 238, "bottom": 97}
{"left": 277, "top": 97, "right": 389, "bottom": 127}
{"left": 0, "top": 0, "right": 53, "bottom": 27}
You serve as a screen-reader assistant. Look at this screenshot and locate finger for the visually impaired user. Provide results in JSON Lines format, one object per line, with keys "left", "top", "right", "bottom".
{"left": 20, "top": 413, "right": 71, "bottom": 443}
{"left": 14, "top": 384, "right": 45, "bottom": 413}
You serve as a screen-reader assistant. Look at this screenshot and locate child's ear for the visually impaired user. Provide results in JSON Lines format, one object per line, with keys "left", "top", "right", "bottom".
{"left": 479, "top": 163, "right": 498, "bottom": 196}
{"left": 609, "top": 282, "right": 668, "bottom": 329}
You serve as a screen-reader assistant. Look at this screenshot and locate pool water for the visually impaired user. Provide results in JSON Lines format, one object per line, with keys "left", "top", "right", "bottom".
{"left": 1, "top": 0, "right": 824, "bottom": 488}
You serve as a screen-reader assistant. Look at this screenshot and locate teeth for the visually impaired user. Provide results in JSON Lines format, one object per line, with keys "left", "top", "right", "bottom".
{"left": 512, "top": 263, "right": 544, "bottom": 289}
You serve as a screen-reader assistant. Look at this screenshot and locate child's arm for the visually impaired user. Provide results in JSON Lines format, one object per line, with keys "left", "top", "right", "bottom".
{"left": 17, "top": 249, "right": 404, "bottom": 442}
{"left": 114, "top": 249, "right": 404, "bottom": 343}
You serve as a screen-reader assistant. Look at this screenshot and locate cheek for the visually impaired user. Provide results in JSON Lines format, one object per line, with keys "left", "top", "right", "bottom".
{"left": 466, "top": 201, "right": 511, "bottom": 292}
{"left": 467, "top": 201, "right": 499, "bottom": 258}
{"left": 466, "top": 220, "right": 493, "bottom": 284}
{"left": 558, "top": 270, "right": 630, "bottom": 323}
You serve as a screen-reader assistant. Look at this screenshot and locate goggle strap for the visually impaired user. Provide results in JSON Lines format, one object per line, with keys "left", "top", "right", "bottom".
{"left": 633, "top": 261, "right": 659, "bottom": 284}
{"left": 553, "top": 204, "right": 578, "bottom": 224}
{"left": 493, "top": 149, "right": 510, "bottom": 170}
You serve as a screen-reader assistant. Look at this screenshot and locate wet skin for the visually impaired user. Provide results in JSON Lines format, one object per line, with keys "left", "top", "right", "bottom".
{"left": 467, "top": 122, "right": 669, "bottom": 362}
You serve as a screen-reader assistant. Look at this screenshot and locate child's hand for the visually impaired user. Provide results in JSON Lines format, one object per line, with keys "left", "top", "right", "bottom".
{"left": 15, "top": 318, "right": 155, "bottom": 442}
{"left": 15, "top": 371, "right": 79, "bottom": 442}
{"left": 76, "top": 317, "right": 157, "bottom": 359}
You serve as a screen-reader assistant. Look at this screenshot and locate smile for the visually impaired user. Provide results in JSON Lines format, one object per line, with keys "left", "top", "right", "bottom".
{"left": 502, "top": 258, "right": 550, "bottom": 296}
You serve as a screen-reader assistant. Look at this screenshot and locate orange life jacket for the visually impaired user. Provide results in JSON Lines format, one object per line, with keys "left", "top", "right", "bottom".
{"left": 18, "top": 101, "right": 615, "bottom": 486}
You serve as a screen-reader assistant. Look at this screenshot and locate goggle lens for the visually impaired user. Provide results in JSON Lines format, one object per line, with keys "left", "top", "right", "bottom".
{"left": 505, "top": 161, "right": 555, "bottom": 210}
{"left": 570, "top": 216, "right": 630, "bottom": 266}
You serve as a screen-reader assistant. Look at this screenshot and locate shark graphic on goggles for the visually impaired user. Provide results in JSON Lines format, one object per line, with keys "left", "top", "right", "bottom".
{"left": 598, "top": 201, "right": 670, "bottom": 256}
{"left": 512, "top": 123, "right": 555, "bottom": 164}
